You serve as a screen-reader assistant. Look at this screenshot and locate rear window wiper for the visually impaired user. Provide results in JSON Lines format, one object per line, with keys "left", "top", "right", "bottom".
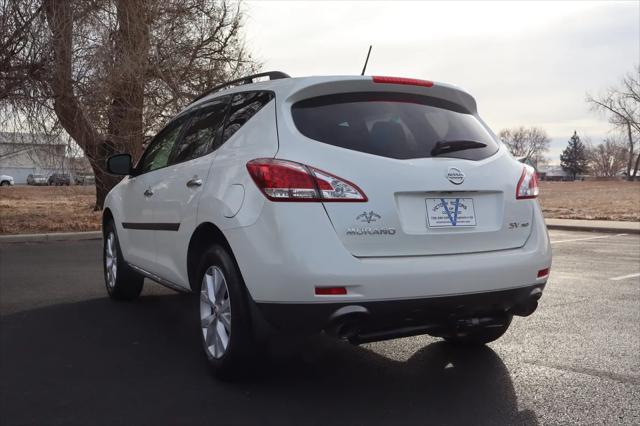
{"left": 431, "top": 140, "right": 487, "bottom": 157}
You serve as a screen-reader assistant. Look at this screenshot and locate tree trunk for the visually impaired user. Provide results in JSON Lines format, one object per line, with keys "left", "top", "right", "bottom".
{"left": 626, "top": 122, "right": 635, "bottom": 181}
{"left": 90, "top": 154, "right": 122, "bottom": 211}
{"left": 106, "top": 0, "right": 149, "bottom": 160}
{"left": 45, "top": 0, "right": 149, "bottom": 209}
{"left": 633, "top": 153, "right": 640, "bottom": 179}
{"left": 44, "top": 0, "right": 103, "bottom": 156}
{"left": 92, "top": 0, "right": 149, "bottom": 211}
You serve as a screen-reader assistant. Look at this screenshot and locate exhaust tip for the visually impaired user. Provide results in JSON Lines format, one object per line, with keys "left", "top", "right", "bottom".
{"left": 513, "top": 288, "right": 543, "bottom": 317}
{"left": 326, "top": 305, "right": 370, "bottom": 339}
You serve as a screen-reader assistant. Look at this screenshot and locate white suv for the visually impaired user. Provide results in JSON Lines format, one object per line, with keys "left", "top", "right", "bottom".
{"left": 103, "top": 72, "right": 551, "bottom": 376}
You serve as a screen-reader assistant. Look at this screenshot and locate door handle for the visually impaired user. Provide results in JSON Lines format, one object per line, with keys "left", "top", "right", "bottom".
{"left": 144, "top": 188, "right": 154, "bottom": 197}
{"left": 186, "top": 177, "right": 203, "bottom": 188}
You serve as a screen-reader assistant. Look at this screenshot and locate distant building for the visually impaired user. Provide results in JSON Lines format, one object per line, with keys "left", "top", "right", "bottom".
{"left": 0, "top": 132, "right": 90, "bottom": 184}
{"left": 540, "top": 165, "right": 570, "bottom": 181}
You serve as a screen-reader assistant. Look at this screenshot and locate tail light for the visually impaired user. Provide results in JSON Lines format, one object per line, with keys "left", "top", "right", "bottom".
{"left": 246, "top": 158, "right": 367, "bottom": 202}
{"left": 516, "top": 166, "right": 539, "bottom": 199}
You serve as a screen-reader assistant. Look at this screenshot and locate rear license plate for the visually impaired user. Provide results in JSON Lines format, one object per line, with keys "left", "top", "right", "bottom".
{"left": 426, "top": 198, "right": 477, "bottom": 227}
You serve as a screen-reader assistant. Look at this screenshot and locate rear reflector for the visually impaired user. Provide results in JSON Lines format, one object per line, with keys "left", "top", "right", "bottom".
{"left": 372, "top": 76, "right": 434, "bottom": 88}
{"left": 537, "top": 268, "right": 550, "bottom": 278}
{"left": 247, "top": 158, "right": 367, "bottom": 202}
{"left": 315, "top": 286, "right": 347, "bottom": 295}
{"left": 516, "top": 166, "right": 539, "bottom": 199}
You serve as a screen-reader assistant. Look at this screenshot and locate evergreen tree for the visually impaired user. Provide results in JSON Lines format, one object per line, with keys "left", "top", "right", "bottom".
{"left": 560, "top": 131, "right": 589, "bottom": 180}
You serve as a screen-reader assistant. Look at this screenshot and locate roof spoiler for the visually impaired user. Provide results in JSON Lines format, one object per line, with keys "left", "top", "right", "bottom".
{"left": 190, "top": 71, "right": 290, "bottom": 104}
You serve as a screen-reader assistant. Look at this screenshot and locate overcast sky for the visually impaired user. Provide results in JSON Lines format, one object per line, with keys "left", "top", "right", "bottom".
{"left": 244, "top": 1, "right": 639, "bottom": 163}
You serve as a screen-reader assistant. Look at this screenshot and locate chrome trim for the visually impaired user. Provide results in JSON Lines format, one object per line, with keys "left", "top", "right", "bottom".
{"left": 127, "top": 263, "right": 191, "bottom": 293}
{"left": 186, "top": 177, "right": 203, "bottom": 188}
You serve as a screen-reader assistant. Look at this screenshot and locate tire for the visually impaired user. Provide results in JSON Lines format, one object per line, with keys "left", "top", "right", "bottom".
{"left": 103, "top": 220, "right": 144, "bottom": 300}
{"left": 196, "top": 245, "right": 255, "bottom": 379}
{"left": 443, "top": 316, "right": 512, "bottom": 345}
{"left": 0, "top": 181, "right": 8, "bottom": 186}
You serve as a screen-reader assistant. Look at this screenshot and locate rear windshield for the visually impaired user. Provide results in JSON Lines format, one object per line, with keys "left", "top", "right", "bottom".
{"left": 291, "top": 92, "right": 499, "bottom": 160}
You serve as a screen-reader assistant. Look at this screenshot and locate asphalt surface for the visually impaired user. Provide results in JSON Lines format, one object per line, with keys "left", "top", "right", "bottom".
{"left": 1, "top": 230, "right": 639, "bottom": 425}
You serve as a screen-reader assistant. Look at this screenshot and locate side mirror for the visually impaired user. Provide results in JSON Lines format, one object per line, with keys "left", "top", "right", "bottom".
{"left": 106, "top": 154, "right": 133, "bottom": 175}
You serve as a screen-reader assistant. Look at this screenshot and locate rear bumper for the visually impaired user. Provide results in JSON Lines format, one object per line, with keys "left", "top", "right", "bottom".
{"left": 255, "top": 283, "right": 545, "bottom": 336}
{"left": 225, "top": 202, "right": 551, "bottom": 303}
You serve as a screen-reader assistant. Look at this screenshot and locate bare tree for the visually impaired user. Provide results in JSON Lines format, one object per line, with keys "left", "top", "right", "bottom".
{"left": 0, "top": 1, "right": 48, "bottom": 101}
{"left": 587, "top": 66, "right": 640, "bottom": 180}
{"left": 498, "top": 126, "right": 550, "bottom": 168}
{"left": 587, "top": 137, "right": 628, "bottom": 177}
{"left": 1, "top": 0, "right": 258, "bottom": 208}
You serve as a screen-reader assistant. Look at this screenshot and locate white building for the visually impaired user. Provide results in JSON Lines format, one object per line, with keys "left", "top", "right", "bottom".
{"left": 0, "top": 132, "right": 68, "bottom": 184}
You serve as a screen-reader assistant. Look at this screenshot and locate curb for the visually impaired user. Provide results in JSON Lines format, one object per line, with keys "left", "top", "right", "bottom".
{"left": 545, "top": 224, "right": 640, "bottom": 234}
{"left": 0, "top": 231, "right": 102, "bottom": 243}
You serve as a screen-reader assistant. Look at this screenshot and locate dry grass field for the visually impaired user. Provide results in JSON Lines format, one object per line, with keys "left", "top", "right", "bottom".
{"left": 538, "top": 180, "right": 640, "bottom": 222}
{"left": 0, "top": 186, "right": 100, "bottom": 235}
{"left": 0, "top": 181, "right": 639, "bottom": 234}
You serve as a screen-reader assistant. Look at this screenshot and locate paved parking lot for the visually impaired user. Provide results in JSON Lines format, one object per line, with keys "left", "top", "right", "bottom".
{"left": 1, "top": 230, "right": 639, "bottom": 425}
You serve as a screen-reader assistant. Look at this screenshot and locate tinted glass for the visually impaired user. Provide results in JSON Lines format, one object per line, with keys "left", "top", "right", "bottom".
{"left": 291, "top": 92, "right": 499, "bottom": 160}
{"left": 171, "top": 98, "right": 229, "bottom": 164}
{"left": 222, "top": 91, "right": 274, "bottom": 142}
{"left": 138, "top": 116, "right": 188, "bottom": 173}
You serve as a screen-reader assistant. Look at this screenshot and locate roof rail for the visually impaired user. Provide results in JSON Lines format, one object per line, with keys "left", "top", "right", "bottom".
{"left": 190, "top": 71, "right": 291, "bottom": 104}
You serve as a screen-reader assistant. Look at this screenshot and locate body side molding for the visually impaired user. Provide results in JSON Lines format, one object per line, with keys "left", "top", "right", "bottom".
{"left": 122, "top": 222, "right": 180, "bottom": 231}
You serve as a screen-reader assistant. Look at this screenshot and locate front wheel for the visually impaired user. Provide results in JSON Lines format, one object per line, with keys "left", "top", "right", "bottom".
{"left": 443, "top": 316, "right": 512, "bottom": 345}
{"left": 103, "top": 220, "right": 144, "bottom": 300}
{"left": 196, "top": 245, "right": 255, "bottom": 378}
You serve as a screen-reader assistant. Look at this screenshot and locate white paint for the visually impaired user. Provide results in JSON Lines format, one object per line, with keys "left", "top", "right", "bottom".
{"left": 610, "top": 272, "right": 640, "bottom": 282}
{"left": 105, "top": 75, "right": 552, "bottom": 302}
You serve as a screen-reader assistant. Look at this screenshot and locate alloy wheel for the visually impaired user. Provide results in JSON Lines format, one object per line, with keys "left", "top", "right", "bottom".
{"left": 200, "top": 266, "right": 232, "bottom": 359}
{"left": 105, "top": 232, "right": 117, "bottom": 288}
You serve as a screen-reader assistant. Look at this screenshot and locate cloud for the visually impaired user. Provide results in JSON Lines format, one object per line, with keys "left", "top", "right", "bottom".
{"left": 244, "top": 1, "right": 639, "bottom": 159}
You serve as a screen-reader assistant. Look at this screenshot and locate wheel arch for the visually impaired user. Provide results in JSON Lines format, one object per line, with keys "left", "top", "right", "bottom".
{"left": 102, "top": 208, "right": 114, "bottom": 235}
{"left": 187, "top": 222, "right": 238, "bottom": 292}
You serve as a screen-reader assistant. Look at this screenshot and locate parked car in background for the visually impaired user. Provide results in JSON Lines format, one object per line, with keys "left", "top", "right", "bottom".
{"left": 75, "top": 174, "right": 95, "bottom": 185}
{"left": 0, "top": 174, "right": 14, "bottom": 186}
{"left": 48, "top": 173, "right": 71, "bottom": 186}
{"left": 27, "top": 174, "right": 48, "bottom": 185}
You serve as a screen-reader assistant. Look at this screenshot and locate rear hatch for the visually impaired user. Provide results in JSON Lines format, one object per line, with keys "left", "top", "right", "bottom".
{"left": 277, "top": 78, "right": 534, "bottom": 257}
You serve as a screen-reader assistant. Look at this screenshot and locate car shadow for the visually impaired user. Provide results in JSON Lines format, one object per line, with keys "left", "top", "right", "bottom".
{"left": 1, "top": 294, "right": 538, "bottom": 425}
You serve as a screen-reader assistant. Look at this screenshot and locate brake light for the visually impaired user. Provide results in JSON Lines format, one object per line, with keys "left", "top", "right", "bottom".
{"left": 372, "top": 76, "right": 434, "bottom": 88}
{"left": 516, "top": 166, "right": 539, "bottom": 199}
{"left": 315, "top": 286, "right": 347, "bottom": 295}
{"left": 246, "top": 158, "right": 367, "bottom": 202}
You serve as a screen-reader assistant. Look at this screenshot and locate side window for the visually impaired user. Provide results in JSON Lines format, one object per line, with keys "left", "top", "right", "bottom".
{"left": 171, "top": 97, "right": 229, "bottom": 164}
{"left": 222, "top": 91, "right": 274, "bottom": 143}
{"left": 138, "top": 115, "right": 188, "bottom": 174}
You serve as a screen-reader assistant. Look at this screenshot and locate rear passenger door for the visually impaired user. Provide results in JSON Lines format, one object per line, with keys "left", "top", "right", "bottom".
{"left": 150, "top": 96, "right": 230, "bottom": 287}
